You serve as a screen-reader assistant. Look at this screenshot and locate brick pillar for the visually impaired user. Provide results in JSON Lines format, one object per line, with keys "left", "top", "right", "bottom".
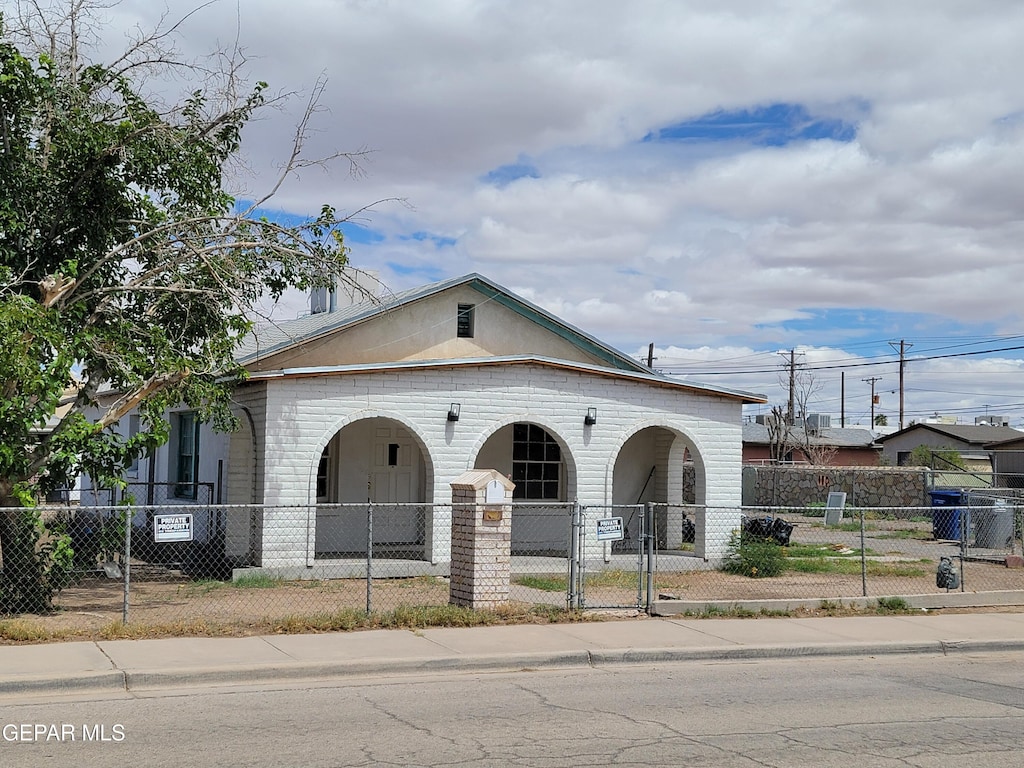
{"left": 449, "top": 470, "right": 515, "bottom": 609}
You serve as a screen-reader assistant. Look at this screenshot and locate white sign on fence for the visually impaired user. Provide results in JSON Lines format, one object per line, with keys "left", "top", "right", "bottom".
{"left": 596, "top": 516, "right": 624, "bottom": 542}
{"left": 154, "top": 514, "right": 193, "bottom": 543}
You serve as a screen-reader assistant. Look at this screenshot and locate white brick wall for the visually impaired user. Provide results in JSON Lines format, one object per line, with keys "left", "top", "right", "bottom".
{"left": 248, "top": 363, "right": 743, "bottom": 567}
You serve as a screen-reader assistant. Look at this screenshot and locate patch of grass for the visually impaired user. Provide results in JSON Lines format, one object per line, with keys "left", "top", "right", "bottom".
{"left": 514, "top": 575, "right": 566, "bottom": 592}
{"left": 98, "top": 619, "right": 219, "bottom": 640}
{"left": 874, "top": 597, "right": 913, "bottom": 614}
{"left": 785, "top": 543, "right": 864, "bottom": 558}
{"left": 231, "top": 573, "right": 286, "bottom": 589}
{"left": 722, "top": 533, "right": 786, "bottom": 578}
{"left": 832, "top": 522, "right": 876, "bottom": 532}
{"left": 394, "top": 576, "right": 447, "bottom": 590}
{"left": 872, "top": 529, "right": 932, "bottom": 541}
{"left": 817, "top": 600, "right": 845, "bottom": 615}
{"left": 584, "top": 569, "right": 640, "bottom": 588}
{"left": 180, "top": 579, "right": 225, "bottom": 596}
{"left": 682, "top": 604, "right": 794, "bottom": 619}
{"left": 0, "top": 619, "right": 65, "bottom": 643}
{"left": 785, "top": 558, "right": 930, "bottom": 577}
{"left": 0, "top": 603, "right": 603, "bottom": 644}
{"left": 179, "top": 573, "right": 286, "bottom": 594}
{"left": 514, "top": 570, "right": 638, "bottom": 591}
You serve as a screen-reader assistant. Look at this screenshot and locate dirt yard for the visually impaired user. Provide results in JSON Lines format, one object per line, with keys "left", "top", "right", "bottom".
{"left": 4, "top": 511, "right": 1021, "bottom": 641}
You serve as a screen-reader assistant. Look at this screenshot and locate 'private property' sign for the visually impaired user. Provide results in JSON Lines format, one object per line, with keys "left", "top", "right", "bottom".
{"left": 153, "top": 514, "right": 193, "bottom": 543}
{"left": 595, "top": 516, "right": 624, "bottom": 542}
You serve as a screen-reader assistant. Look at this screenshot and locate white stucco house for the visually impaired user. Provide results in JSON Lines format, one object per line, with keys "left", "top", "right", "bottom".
{"left": 91, "top": 273, "right": 765, "bottom": 570}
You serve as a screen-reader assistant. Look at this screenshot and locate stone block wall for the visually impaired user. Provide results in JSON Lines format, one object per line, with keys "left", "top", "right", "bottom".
{"left": 741, "top": 465, "right": 930, "bottom": 510}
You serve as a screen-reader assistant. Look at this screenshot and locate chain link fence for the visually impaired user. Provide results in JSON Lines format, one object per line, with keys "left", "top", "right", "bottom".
{"left": 650, "top": 502, "right": 1024, "bottom": 603}
{"left": 3, "top": 497, "right": 1023, "bottom": 630}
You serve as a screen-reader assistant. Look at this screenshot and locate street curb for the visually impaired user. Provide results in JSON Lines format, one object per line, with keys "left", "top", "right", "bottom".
{"left": 6, "top": 639, "right": 1024, "bottom": 697}
{"left": 120, "top": 650, "right": 595, "bottom": 691}
{"left": 0, "top": 670, "right": 126, "bottom": 696}
{"left": 651, "top": 590, "right": 1024, "bottom": 615}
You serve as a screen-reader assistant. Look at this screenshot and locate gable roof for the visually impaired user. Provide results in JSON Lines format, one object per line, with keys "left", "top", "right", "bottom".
{"left": 235, "top": 273, "right": 766, "bottom": 405}
{"left": 236, "top": 273, "right": 649, "bottom": 372}
{"left": 876, "top": 423, "right": 1024, "bottom": 446}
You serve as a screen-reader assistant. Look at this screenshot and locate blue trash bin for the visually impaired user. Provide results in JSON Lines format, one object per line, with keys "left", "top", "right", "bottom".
{"left": 929, "top": 490, "right": 968, "bottom": 541}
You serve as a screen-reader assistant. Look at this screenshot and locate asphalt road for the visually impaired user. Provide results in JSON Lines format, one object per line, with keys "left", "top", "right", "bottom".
{"left": 3, "top": 651, "right": 1023, "bottom": 767}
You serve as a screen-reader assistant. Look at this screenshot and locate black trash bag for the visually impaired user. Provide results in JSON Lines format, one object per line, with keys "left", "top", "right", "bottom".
{"left": 936, "top": 556, "right": 960, "bottom": 590}
{"left": 770, "top": 517, "right": 794, "bottom": 546}
{"left": 680, "top": 516, "right": 695, "bottom": 544}
{"left": 742, "top": 516, "right": 775, "bottom": 541}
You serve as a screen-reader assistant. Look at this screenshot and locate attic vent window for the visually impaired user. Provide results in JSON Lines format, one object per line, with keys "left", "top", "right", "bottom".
{"left": 457, "top": 303, "right": 475, "bottom": 338}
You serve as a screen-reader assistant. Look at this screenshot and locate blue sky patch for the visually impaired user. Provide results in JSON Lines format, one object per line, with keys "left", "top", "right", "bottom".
{"left": 645, "top": 103, "right": 859, "bottom": 147}
{"left": 481, "top": 159, "right": 541, "bottom": 187}
{"left": 236, "top": 201, "right": 386, "bottom": 244}
{"left": 401, "top": 231, "right": 457, "bottom": 248}
{"left": 758, "top": 307, "right": 1005, "bottom": 359}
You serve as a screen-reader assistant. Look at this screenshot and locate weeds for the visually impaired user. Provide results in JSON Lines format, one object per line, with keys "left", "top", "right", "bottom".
{"left": 722, "top": 531, "right": 785, "bottom": 578}
{"left": 514, "top": 575, "right": 565, "bottom": 592}
{"left": 874, "top": 597, "right": 913, "bottom": 614}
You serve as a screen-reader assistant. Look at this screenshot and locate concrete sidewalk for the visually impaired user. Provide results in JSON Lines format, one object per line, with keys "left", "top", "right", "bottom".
{"left": 3, "top": 612, "right": 1024, "bottom": 697}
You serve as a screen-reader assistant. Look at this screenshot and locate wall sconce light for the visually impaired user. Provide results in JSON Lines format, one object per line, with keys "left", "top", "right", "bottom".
{"left": 584, "top": 407, "right": 598, "bottom": 426}
{"left": 447, "top": 403, "right": 461, "bottom": 422}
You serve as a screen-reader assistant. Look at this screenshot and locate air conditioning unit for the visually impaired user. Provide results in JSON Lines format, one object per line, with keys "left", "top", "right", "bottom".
{"left": 976, "top": 416, "right": 1008, "bottom": 427}
{"left": 806, "top": 413, "right": 831, "bottom": 431}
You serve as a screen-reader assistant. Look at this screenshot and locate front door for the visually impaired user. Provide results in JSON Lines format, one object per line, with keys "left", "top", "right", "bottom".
{"left": 369, "top": 425, "right": 421, "bottom": 544}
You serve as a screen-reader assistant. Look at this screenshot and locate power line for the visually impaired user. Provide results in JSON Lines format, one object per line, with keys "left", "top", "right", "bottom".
{"left": 667, "top": 343, "right": 1024, "bottom": 377}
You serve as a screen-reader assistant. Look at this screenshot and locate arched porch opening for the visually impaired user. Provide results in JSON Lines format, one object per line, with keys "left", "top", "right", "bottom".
{"left": 611, "top": 425, "right": 707, "bottom": 549}
{"left": 474, "top": 421, "right": 576, "bottom": 554}
{"left": 314, "top": 417, "right": 430, "bottom": 558}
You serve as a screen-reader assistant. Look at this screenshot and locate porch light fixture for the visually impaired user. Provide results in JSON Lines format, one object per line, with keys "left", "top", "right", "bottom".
{"left": 584, "top": 407, "right": 598, "bottom": 426}
{"left": 447, "top": 403, "right": 461, "bottom": 422}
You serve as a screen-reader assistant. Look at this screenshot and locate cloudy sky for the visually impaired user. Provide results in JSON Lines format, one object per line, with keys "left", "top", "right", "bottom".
{"left": 94, "top": 0, "right": 1024, "bottom": 428}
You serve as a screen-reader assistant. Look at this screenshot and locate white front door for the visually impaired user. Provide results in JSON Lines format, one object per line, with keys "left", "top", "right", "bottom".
{"left": 369, "top": 425, "right": 421, "bottom": 544}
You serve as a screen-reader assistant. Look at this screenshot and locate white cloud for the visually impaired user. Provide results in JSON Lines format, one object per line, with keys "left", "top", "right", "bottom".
{"left": 75, "top": 0, "right": 1024, "bottom": 425}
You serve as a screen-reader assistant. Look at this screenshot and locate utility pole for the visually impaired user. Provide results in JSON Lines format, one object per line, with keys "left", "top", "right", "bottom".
{"left": 888, "top": 339, "right": 911, "bottom": 430}
{"left": 841, "top": 371, "right": 845, "bottom": 427}
{"left": 787, "top": 349, "right": 795, "bottom": 424}
{"left": 863, "top": 377, "right": 882, "bottom": 426}
{"left": 647, "top": 342, "right": 655, "bottom": 368}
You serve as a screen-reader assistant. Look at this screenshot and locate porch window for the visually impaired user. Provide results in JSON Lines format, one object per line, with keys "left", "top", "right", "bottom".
{"left": 174, "top": 412, "right": 200, "bottom": 499}
{"left": 317, "top": 445, "right": 332, "bottom": 502}
{"left": 457, "top": 303, "right": 475, "bottom": 338}
{"left": 512, "top": 423, "right": 561, "bottom": 500}
{"left": 128, "top": 414, "right": 141, "bottom": 475}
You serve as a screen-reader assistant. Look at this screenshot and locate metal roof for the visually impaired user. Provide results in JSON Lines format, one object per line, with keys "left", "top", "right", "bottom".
{"left": 245, "top": 354, "right": 766, "bottom": 403}
{"left": 742, "top": 423, "right": 880, "bottom": 448}
{"left": 876, "top": 423, "right": 1024, "bottom": 446}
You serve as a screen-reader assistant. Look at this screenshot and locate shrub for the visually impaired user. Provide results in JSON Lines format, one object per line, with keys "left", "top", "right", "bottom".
{"left": 0, "top": 509, "right": 74, "bottom": 614}
{"left": 722, "top": 530, "right": 785, "bottom": 578}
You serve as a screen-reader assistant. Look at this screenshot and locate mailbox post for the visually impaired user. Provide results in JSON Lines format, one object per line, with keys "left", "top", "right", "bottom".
{"left": 449, "top": 469, "right": 515, "bottom": 609}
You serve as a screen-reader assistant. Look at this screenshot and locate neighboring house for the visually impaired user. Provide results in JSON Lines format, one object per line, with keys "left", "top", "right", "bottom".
{"left": 983, "top": 435, "right": 1024, "bottom": 488}
{"left": 877, "top": 423, "right": 1024, "bottom": 477}
{"left": 86, "top": 273, "right": 766, "bottom": 568}
{"left": 742, "top": 423, "right": 881, "bottom": 466}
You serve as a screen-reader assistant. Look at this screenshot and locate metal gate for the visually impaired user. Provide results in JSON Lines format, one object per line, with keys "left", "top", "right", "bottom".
{"left": 571, "top": 504, "right": 649, "bottom": 610}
